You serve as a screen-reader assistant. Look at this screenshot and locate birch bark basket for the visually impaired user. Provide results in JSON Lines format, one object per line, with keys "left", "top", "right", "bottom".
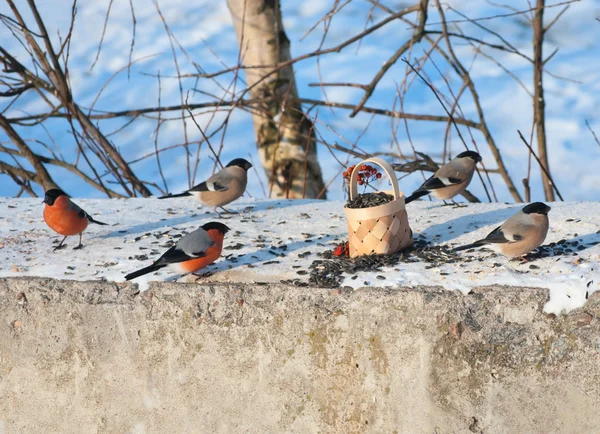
{"left": 344, "top": 157, "right": 413, "bottom": 258}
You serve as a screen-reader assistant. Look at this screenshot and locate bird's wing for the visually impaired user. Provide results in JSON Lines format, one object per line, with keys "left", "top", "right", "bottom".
{"left": 153, "top": 229, "right": 215, "bottom": 266}
{"left": 188, "top": 169, "right": 232, "bottom": 193}
{"left": 70, "top": 201, "right": 91, "bottom": 220}
{"left": 497, "top": 214, "right": 536, "bottom": 244}
{"left": 155, "top": 244, "right": 210, "bottom": 267}
{"left": 419, "top": 174, "right": 463, "bottom": 191}
{"left": 479, "top": 209, "right": 536, "bottom": 245}
{"left": 153, "top": 246, "right": 201, "bottom": 266}
{"left": 432, "top": 160, "right": 471, "bottom": 186}
{"left": 481, "top": 225, "right": 512, "bottom": 244}
{"left": 175, "top": 228, "right": 216, "bottom": 257}
{"left": 69, "top": 200, "right": 108, "bottom": 225}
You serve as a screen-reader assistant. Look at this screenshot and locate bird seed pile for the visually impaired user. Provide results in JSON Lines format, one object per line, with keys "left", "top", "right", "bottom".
{"left": 303, "top": 232, "right": 600, "bottom": 289}
{"left": 345, "top": 192, "right": 394, "bottom": 209}
{"left": 306, "top": 235, "right": 460, "bottom": 288}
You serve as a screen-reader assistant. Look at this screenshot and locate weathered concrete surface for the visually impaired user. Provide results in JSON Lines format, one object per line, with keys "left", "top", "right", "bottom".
{"left": 0, "top": 277, "right": 599, "bottom": 434}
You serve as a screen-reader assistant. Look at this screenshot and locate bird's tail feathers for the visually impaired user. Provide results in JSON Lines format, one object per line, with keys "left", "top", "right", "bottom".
{"left": 404, "top": 190, "right": 429, "bottom": 204}
{"left": 89, "top": 217, "right": 108, "bottom": 225}
{"left": 452, "top": 239, "right": 488, "bottom": 252}
{"left": 158, "top": 191, "right": 192, "bottom": 199}
{"left": 125, "top": 264, "right": 165, "bottom": 281}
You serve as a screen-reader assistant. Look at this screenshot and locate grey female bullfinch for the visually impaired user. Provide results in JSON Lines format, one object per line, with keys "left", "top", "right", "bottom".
{"left": 453, "top": 202, "right": 551, "bottom": 257}
{"left": 405, "top": 151, "right": 482, "bottom": 204}
{"left": 159, "top": 158, "right": 252, "bottom": 211}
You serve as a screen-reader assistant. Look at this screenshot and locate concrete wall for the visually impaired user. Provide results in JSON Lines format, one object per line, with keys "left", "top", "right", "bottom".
{"left": 0, "top": 277, "right": 598, "bottom": 433}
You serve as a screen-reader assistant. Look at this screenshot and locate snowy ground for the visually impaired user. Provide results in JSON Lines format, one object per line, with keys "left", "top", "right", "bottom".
{"left": 0, "top": 196, "right": 598, "bottom": 315}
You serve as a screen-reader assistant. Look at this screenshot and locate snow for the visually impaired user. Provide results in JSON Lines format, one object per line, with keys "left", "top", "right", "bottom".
{"left": 1, "top": 196, "right": 598, "bottom": 315}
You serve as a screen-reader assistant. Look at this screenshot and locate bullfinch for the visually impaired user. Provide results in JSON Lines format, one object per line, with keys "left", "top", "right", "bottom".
{"left": 453, "top": 202, "right": 551, "bottom": 257}
{"left": 43, "top": 188, "right": 108, "bottom": 251}
{"left": 124, "top": 222, "right": 231, "bottom": 280}
{"left": 405, "top": 151, "right": 482, "bottom": 204}
{"left": 159, "top": 158, "right": 252, "bottom": 212}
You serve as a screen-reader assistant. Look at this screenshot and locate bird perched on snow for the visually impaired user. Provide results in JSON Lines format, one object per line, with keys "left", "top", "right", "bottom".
{"left": 43, "top": 188, "right": 108, "bottom": 251}
{"left": 124, "top": 222, "right": 230, "bottom": 281}
{"left": 404, "top": 151, "right": 482, "bottom": 205}
{"left": 453, "top": 202, "right": 551, "bottom": 257}
{"left": 159, "top": 158, "right": 252, "bottom": 213}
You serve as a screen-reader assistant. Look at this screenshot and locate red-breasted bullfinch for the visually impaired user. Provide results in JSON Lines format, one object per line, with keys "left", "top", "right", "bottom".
{"left": 124, "top": 222, "right": 231, "bottom": 280}
{"left": 43, "top": 188, "right": 108, "bottom": 251}
{"left": 453, "top": 202, "right": 551, "bottom": 257}
{"left": 405, "top": 151, "right": 482, "bottom": 204}
{"left": 159, "top": 158, "right": 252, "bottom": 213}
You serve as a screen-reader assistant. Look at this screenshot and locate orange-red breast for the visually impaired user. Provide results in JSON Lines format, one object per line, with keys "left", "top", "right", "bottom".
{"left": 124, "top": 222, "right": 230, "bottom": 281}
{"left": 43, "top": 188, "right": 108, "bottom": 251}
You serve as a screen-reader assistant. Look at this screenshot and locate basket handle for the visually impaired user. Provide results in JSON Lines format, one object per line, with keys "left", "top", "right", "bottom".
{"left": 348, "top": 157, "right": 401, "bottom": 201}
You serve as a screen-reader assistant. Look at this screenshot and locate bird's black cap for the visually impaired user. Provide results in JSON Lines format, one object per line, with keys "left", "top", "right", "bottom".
{"left": 226, "top": 158, "right": 253, "bottom": 171}
{"left": 43, "top": 188, "right": 68, "bottom": 206}
{"left": 201, "top": 222, "right": 231, "bottom": 234}
{"left": 456, "top": 150, "right": 482, "bottom": 162}
{"left": 522, "top": 202, "right": 551, "bottom": 215}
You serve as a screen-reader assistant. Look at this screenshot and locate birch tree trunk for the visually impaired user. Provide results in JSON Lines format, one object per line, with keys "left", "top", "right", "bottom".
{"left": 226, "top": 0, "right": 327, "bottom": 199}
{"left": 532, "top": 0, "right": 555, "bottom": 201}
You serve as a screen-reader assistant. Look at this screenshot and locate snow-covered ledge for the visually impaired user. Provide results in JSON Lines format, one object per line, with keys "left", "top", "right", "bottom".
{"left": 0, "top": 277, "right": 599, "bottom": 433}
{"left": 1, "top": 198, "right": 599, "bottom": 312}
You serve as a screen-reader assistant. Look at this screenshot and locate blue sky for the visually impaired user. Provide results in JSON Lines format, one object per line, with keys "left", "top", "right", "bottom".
{"left": 1, "top": 0, "right": 599, "bottom": 202}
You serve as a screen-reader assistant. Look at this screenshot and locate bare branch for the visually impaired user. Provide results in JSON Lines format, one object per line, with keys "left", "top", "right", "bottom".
{"left": 517, "top": 130, "right": 563, "bottom": 201}
{"left": 0, "top": 113, "right": 59, "bottom": 191}
{"left": 349, "top": 0, "right": 429, "bottom": 117}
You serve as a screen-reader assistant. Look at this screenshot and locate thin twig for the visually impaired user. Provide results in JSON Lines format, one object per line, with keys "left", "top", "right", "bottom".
{"left": 427, "top": 0, "right": 579, "bottom": 25}
{"left": 90, "top": 0, "right": 114, "bottom": 71}
{"left": 585, "top": 120, "right": 600, "bottom": 148}
{"left": 517, "top": 130, "right": 563, "bottom": 201}
{"left": 401, "top": 58, "right": 470, "bottom": 151}
{"left": 154, "top": 71, "right": 167, "bottom": 194}
{"left": 185, "top": 92, "right": 223, "bottom": 169}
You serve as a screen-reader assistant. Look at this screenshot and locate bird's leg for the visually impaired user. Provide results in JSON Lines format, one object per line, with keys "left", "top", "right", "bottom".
{"left": 517, "top": 255, "right": 531, "bottom": 264}
{"left": 220, "top": 207, "right": 239, "bottom": 215}
{"left": 53, "top": 236, "right": 68, "bottom": 251}
{"left": 193, "top": 271, "right": 213, "bottom": 282}
{"left": 73, "top": 233, "right": 84, "bottom": 250}
{"left": 216, "top": 207, "right": 234, "bottom": 219}
{"left": 442, "top": 200, "right": 467, "bottom": 208}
